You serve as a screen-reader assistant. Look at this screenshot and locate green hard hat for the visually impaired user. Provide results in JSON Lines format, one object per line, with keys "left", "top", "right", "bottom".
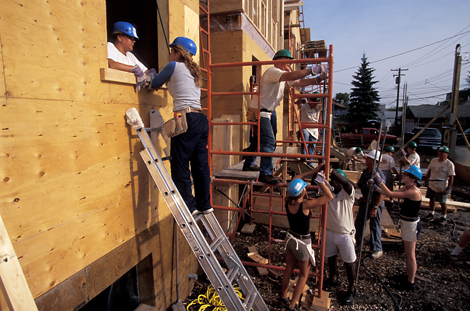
{"left": 355, "top": 147, "right": 362, "bottom": 154}
{"left": 273, "top": 49, "right": 294, "bottom": 60}
{"left": 312, "top": 91, "right": 321, "bottom": 102}
{"left": 385, "top": 146, "right": 395, "bottom": 153}
{"left": 438, "top": 146, "right": 450, "bottom": 153}
{"left": 406, "top": 141, "right": 417, "bottom": 149}
{"left": 334, "top": 168, "right": 348, "bottom": 179}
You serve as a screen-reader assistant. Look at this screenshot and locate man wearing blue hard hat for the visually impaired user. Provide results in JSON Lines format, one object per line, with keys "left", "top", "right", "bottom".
{"left": 107, "top": 21, "right": 156, "bottom": 91}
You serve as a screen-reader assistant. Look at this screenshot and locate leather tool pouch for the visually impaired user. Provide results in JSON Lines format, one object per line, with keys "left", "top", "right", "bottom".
{"left": 246, "top": 107, "right": 258, "bottom": 121}
{"left": 163, "top": 110, "right": 188, "bottom": 138}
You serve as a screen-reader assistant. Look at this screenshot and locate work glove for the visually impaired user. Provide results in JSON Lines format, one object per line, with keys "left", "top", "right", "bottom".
{"left": 314, "top": 172, "right": 326, "bottom": 184}
{"left": 131, "top": 65, "right": 146, "bottom": 91}
{"left": 324, "top": 179, "right": 334, "bottom": 192}
{"left": 372, "top": 171, "right": 384, "bottom": 186}
{"left": 146, "top": 68, "right": 157, "bottom": 89}
{"left": 400, "top": 148, "right": 407, "bottom": 156}
{"left": 367, "top": 179, "right": 375, "bottom": 188}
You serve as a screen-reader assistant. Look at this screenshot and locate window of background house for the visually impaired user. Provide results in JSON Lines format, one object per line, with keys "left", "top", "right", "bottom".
{"left": 106, "top": 0, "right": 160, "bottom": 70}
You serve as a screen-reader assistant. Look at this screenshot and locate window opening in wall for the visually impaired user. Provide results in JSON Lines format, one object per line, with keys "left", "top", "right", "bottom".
{"left": 106, "top": 0, "right": 160, "bottom": 70}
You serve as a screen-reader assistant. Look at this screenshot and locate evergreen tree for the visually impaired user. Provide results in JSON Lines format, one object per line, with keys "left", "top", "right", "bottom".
{"left": 346, "top": 53, "right": 380, "bottom": 123}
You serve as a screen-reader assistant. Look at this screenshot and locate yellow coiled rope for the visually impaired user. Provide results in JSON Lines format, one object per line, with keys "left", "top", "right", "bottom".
{"left": 186, "top": 283, "right": 250, "bottom": 311}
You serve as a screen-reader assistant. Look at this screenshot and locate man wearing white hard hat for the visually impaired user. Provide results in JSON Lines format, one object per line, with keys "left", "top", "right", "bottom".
{"left": 354, "top": 150, "right": 386, "bottom": 259}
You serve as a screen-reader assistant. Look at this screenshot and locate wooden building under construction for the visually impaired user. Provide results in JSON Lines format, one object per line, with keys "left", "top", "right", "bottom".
{"left": 0, "top": 0, "right": 331, "bottom": 310}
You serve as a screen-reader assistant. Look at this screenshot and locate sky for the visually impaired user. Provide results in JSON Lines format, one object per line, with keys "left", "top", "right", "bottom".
{"left": 303, "top": 0, "right": 470, "bottom": 108}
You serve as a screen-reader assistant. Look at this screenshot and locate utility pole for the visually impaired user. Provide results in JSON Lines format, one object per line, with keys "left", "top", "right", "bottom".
{"left": 443, "top": 44, "right": 462, "bottom": 158}
{"left": 391, "top": 68, "right": 408, "bottom": 131}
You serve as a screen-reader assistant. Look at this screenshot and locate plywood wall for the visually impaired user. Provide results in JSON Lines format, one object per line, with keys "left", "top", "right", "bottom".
{"left": 0, "top": 0, "right": 200, "bottom": 309}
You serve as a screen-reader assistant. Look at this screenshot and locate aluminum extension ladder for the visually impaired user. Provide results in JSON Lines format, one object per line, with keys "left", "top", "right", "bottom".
{"left": 125, "top": 108, "right": 269, "bottom": 311}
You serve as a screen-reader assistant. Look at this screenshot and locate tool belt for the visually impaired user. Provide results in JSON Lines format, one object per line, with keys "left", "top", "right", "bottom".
{"left": 288, "top": 230, "right": 311, "bottom": 240}
{"left": 163, "top": 106, "right": 201, "bottom": 138}
{"left": 246, "top": 108, "right": 272, "bottom": 122}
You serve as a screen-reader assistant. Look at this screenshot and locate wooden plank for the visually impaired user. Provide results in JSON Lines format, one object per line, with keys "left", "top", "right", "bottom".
{"left": 241, "top": 223, "right": 256, "bottom": 235}
{"left": 100, "top": 68, "right": 136, "bottom": 85}
{"left": 134, "top": 304, "right": 156, "bottom": 311}
{"left": 252, "top": 196, "right": 320, "bottom": 233}
{"left": 0, "top": 215, "right": 38, "bottom": 310}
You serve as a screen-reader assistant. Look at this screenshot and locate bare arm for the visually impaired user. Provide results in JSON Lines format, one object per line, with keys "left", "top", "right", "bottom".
{"left": 108, "top": 59, "right": 134, "bottom": 72}
{"left": 303, "top": 182, "right": 333, "bottom": 211}
{"left": 292, "top": 78, "right": 321, "bottom": 88}
{"left": 279, "top": 69, "right": 311, "bottom": 82}
{"left": 447, "top": 175, "right": 454, "bottom": 189}
{"left": 295, "top": 163, "right": 325, "bottom": 181}
{"left": 379, "top": 183, "right": 421, "bottom": 200}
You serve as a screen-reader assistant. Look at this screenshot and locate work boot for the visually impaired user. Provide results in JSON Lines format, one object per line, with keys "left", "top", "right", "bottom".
{"left": 322, "top": 278, "right": 339, "bottom": 291}
{"left": 278, "top": 297, "right": 291, "bottom": 309}
{"left": 422, "top": 212, "right": 434, "bottom": 222}
{"left": 259, "top": 174, "right": 280, "bottom": 185}
{"left": 242, "top": 165, "right": 260, "bottom": 171}
{"left": 192, "top": 208, "right": 214, "bottom": 216}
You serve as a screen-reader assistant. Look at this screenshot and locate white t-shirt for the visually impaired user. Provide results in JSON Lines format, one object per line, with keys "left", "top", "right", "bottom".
{"left": 326, "top": 187, "right": 355, "bottom": 234}
{"left": 379, "top": 154, "right": 396, "bottom": 171}
{"left": 428, "top": 158, "right": 455, "bottom": 192}
{"left": 252, "top": 67, "right": 295, "bottom": 118}
{"left": 346, "top": 148, "right": 358, "bottom": 159}
{"left": 406, "top": 152, "right": 420, "bottom": 168}
{"left": 300, "top": 103, "right": 323, "bottom": 139}
{"left": 107, "top": 42, "right": 148, "bottom": 72}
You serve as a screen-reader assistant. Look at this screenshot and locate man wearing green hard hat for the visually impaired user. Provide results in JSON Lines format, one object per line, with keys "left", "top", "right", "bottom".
{"left": 248, "top": 49, "right": 328, "bottom": 184}
{"left": 423, "top": 145, "right": 455, "bottom": 226}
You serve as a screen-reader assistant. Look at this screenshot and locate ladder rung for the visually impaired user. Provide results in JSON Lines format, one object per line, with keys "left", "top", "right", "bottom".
{"left": 210, "top": 236, "right": 225, "bottom": 252}
{"left": 244, "top": 291, "right": 256, "bottom": 311}
{"left": 226, "top": 266, "right": 240, "bottom": 283}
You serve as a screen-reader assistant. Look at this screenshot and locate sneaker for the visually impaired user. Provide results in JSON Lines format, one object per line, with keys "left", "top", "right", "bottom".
{"left": 343, "top": 290, "right": 355, "bottom": 305}
{"left": 192, "top": 208, "right": 214, "bottom": 216}
{"left": 396, "top": 280, "right": 416, "bottom": 291}
{"left": 242, "top": 165, "right": 260, "bottom": 171}
{"left": 445, "top": 248, "right": 458, "bottom": 261}
{"left": 438, "top": 217, "right": 447, "bottom": 226}
{"left": 322, "top": 278, "right": 339, "bottom": 291}
{"left": 371, "top": 250, "right": 383, "bottom": 259}
{"left": 259, "top": 174, "right": 280, "bottom": 185}
{"left": 278, "top": 297, "right": 291, "bottom": 309}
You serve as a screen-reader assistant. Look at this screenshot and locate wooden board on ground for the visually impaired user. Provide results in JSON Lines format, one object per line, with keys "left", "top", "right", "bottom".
{"left": 247, "top": 246, "right": 268, "bottom": 276}
{"left": 305, "top": 290, "right": 330, "bottom": 311}
{"left": 252, "top": 195, "right": 320, "bottom": 233}
{"left": 241, "top": 223, "right": 256, "bottom": 234}
{"left": 344, "top": 170, "right": 360, "bottom": 184}
{"left": 353, "top": 205, "right": 402, "bottom": 245}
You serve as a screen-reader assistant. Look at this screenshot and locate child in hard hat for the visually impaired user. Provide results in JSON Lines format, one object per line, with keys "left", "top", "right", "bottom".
{"left": 107, "top": 21, "right": 156, "bottom": 91}
{"left": 149, "top": 37, "right": 212, "bottom": 216}
{"left": 279, "top": 164, "right": 333, "bottom": 310}
{"left": 400, "top": 141, "right": 420, "bottom": 169}
{"left": 423, "top": 146, "right": 455, "bottom": 225}
{"left": 371, "top": 165, "right": 423, "bottom": 291}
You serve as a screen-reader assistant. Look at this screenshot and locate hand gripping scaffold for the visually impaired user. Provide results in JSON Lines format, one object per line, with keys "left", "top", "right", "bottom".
{"left": 125, "top": 108, "right": 269, "bottom": 311}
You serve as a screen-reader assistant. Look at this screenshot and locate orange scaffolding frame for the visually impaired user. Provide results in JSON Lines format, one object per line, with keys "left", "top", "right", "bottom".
{"left": 206, "top": 51, "right": 334, "bottom": 298}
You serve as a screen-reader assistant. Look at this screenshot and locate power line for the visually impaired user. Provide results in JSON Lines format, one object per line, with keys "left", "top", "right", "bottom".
{"left": 334, "top": 29, "right": 470, "bottom": 73}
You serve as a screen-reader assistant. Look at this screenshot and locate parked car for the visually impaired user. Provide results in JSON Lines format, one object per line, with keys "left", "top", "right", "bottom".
{"left": 456, "top": 128, "right": 470, "bottom": 145}
{"left": 404, "top": 127, "right": 442, "bottom": 151}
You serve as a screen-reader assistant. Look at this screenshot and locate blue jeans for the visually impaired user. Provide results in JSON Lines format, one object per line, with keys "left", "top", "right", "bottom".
{"left": 171, "top": 113, "right": 211, "bottom": 213}
{"left": 259, "top": 116, "right": 276, "bottom": 175}
{"left": 243, "top": 110, "right": 277, "bottom": 170}
{"left": 355, "top": 201, "right": 383, "bottom": 253}
{"left": 300, "top": 129, "right": 317, "bottom": 166}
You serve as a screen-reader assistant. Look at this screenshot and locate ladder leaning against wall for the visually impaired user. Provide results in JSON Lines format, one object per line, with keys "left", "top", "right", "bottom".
{"left": 125, "top": 108, "right": 269, "bottom": 311}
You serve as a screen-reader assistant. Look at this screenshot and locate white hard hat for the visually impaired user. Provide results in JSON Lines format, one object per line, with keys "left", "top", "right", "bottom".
{"left": 365, "top": 150, "right": 382, "bottom": 161}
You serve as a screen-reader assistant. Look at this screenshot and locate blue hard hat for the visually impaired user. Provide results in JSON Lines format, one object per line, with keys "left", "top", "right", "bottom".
{"left": 112, "top": 21, "right": 139, "bottom": 39}
{"left": 169, "top": 37, "right": 197, "bottom": 56}
{"left": 287, "top": 179, "right": 308, "bottom": 197}
{"left": 404, "top": 165, "right": 422, "bottom": 181}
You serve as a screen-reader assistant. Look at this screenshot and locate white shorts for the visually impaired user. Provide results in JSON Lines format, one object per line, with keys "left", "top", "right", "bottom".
{"left": 324, "top": 229, "right": 357, "bottom": 263}
{"left": 400, "top": 219, "right": 418, "bottom": 242}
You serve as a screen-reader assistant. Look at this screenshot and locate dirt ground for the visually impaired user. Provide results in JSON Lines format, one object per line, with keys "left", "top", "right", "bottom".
{"left": 184, "top": 155, "right": 470, "bottom": 311}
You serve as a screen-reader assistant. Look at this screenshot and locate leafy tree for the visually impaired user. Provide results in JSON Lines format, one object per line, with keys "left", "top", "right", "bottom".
{"left": 333, "top": 92, "right": 350, "bottom": 106}
{"left": 346, "top": 53, "right": 380, "bottom": 123}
